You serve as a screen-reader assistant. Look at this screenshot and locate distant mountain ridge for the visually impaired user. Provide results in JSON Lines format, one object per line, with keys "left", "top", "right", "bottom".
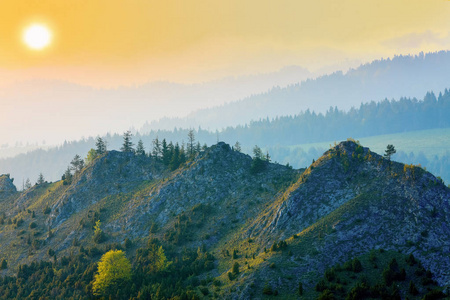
{"left": 151, "top": 51, "right": 450, "bottom": 130}
{"left": 0, "top": 66, "right": 311, "bottom": 146}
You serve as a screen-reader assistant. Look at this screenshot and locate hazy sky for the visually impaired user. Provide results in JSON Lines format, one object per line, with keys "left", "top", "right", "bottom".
{"left": 1, "top": 0, "right": 450, "bottom": 87}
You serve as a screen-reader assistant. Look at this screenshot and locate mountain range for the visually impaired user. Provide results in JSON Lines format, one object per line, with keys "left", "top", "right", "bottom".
{"left": 0, "top": 140, "right": 448, "bottom": 298}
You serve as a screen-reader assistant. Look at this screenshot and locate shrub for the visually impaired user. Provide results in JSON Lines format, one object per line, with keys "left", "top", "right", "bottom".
{"left": 317, "top": 289, "right": 335, "bottom": 300}
{"left": 325, "top": 268, "right": 336, "bottom": 281}
{"left": 316, "top": 279, "right": 328, "bottom": 292}
{"left": 352, "top": 258, "right": 363, "bottom": 273}
{"left": 408, "top": 281, "right": 419, "bottom": 295}
{"left": 124, "top": 238, "right": 132, "bottom": 249}
{"left": 232, "top": 262, "right": 239, "bottom": 275}
{"left": 406, "top": 253, "right": 417, "bottom": 266}
{"left": 199, "top": 286, "right": 209, "bottom": 296}
{"left": 0, "top": 259, "right": 7, "bottom": 270}
{"left": 262, "top": 283, "right": 273, "bottom": 295}
{"left": 227, "top": 272, "right": 234, "bottom": 281}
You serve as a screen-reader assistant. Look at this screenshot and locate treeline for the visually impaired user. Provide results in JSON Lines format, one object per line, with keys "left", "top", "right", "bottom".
{"left": 217, "top": 89, "right": 450, "bottom": 147}
{"left": 1, "top": 89, "right": 450, "bottom": 184}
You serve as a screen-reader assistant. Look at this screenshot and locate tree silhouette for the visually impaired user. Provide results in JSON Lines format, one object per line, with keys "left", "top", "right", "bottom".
{"left": 187, "top": 129, "right": 196, "bottom": 158}
{"left": 36, "top": 173, "right": 45, "bottom": 185}
{"left": 384, "top": 144, "right": 396, "bottom": 161}
{"left": 95, "top": 137, "right": 107, "bottom": 154}
{"left": 121, "top": 131, "right": 134, "bottom": 153}
{"left": 136, "top": 139, "right": 145, "bottom": 156}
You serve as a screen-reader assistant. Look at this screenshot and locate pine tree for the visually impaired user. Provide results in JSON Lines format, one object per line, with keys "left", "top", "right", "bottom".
{"left": 136, "top": 139, "right": 145, "bottom": 156}
{"left": 253, "top": 145, "right": 263, "bottom": 160}
{"left": 24, "top": 178, "right": 32, "bottom": 189}
{"left": 37, "top": 173, "right": 45, "bottom": 185}
{"left": 232, "top": 262, "right": 239, "bottom": 275}
{"left": 63, "top": 166, "right": 72, "bottom": 184}
{"left": 0, "top": 259, "right": 7, "bottom": 270}
{"left": 95, "top": 137, "right": 107, "bottom": 154}
{"left": 187, "top": 129, "right": 196, "bottom": 158}
{"left": 170, "top": 143, "right": 181, "bottom": 170}
{"left": 266, "top": 151, "right": 271, "bottom": 162}
{"left": 384, "top": 144, "right": 396, "bottom": 161}
{"left": 70, "top": 154, "right": 84, "bottom": 173}
{"left": 162, "top": 139, "right": 171, "bottom": 166}
{"left": 234, "top": 141, "right": 241, "bottom": 152}
{"left": 152, "top": 137, "right": 161, "bottom": 160}
{"left": 121, "top": 131, "right": 134, "bottom": 153}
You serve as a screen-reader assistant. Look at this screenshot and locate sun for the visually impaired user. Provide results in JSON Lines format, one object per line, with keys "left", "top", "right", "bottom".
{"left": 23, "top": 24, "right": 52, "bottom": 50}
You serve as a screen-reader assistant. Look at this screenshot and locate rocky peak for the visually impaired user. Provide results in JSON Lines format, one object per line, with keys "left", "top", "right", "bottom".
{"left": 50, "top": 150, "right": 164, "bottom": 227}
{"left": 0, "top": 174, "right": 17, "bottom": 194}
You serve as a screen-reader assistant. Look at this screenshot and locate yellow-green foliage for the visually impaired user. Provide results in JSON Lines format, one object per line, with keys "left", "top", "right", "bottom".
{"left": 403, "top": 164, "right": 416, "bottom": 180}
{"left": 155, "top": 245, "right": 171, "bottom": 271}
{"left": 85, "top": 148, "right": 98, "bottom": 165}
{"left": 94, "top": 220, "right": 102, "bottom": 236}
{"left": 92, "top": 250, "right": 132, "bottom": 297}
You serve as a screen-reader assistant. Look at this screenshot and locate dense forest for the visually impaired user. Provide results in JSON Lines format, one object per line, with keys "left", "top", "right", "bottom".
{"left": 1, "top": 89, "right": 449, "bottom": 185}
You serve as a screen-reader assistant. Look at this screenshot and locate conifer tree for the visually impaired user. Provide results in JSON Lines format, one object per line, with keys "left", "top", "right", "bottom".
{"left": 24, "top": 178, "right": 32, "bottom": 189}
{"left": 121, "top": 131, "right": 134, "bottom": 153}
{"left": 95, "top": 137, "right": 107, "bottom": 154}
{"left": 187, "top": 129, "right": 196, "bottom": 158}
{"left": 162, "top": 139, "right": 171, "bottom": 166}
{"left": 37, "top": 173, "right": 45, "bottom": 185}
{"left": 0, "top": 259, "right": 7, "bottom": 270}
{"left": 384, "top": 144, "right": 396, "bottom": 161}
{"left": 170, "top": 143, "right": 181, "bottom": 170}
{"left": 70, "top": 154, "right": 84, "bottom": 173}
{"left": 234, "top": 141, "right": 242, "bottom": 152}
{"left": 152, "top": 137, "right": 161, "bottom": 160}
{"left": 63, "top": 166, "right": 72, "bottom": 184}
{"left": 136, "top": 139, "right": 145, "bottom": 156}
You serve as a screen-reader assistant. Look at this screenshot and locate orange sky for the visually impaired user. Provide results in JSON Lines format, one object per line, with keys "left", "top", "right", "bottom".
{"left": 1, "top": 0, "right": 450, "bottom": 87}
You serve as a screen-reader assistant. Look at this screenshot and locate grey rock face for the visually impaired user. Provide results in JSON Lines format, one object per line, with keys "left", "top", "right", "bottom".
{"left": 0, "top": 174, "right": 17, "bottom": 194}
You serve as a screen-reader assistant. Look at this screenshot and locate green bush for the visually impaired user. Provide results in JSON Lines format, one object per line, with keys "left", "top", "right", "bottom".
{"left": 262, "top": 283, "right": 273, "bottom": 295}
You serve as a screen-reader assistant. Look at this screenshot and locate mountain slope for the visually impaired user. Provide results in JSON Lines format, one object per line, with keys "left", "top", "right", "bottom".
{"left": 221, "top": 141, "right": 450, "bottom": 298}
{"left": 0, "top": 141, "right": 448, "bottom": 299}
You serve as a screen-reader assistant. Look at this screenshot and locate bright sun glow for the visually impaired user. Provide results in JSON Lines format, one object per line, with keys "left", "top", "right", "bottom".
{"left": 23, "top": 24, "right": 52, "bottom": 50}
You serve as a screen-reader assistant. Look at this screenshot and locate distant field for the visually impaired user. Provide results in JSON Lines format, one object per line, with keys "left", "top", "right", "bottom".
{"left": 292, "top": 127, "right": 450, "bottom": 158}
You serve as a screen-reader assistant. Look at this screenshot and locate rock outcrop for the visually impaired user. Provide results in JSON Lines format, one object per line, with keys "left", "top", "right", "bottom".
{"left": 0, "top": 174, "right": 17, "bottom": 195}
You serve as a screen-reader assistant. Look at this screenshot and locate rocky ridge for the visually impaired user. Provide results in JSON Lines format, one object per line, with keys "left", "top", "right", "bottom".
{"left": 228, "top": 141, "right": 450, "bottom": 298}
{"left": 0, "top": 141, "right": 448, "bottom": 298}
